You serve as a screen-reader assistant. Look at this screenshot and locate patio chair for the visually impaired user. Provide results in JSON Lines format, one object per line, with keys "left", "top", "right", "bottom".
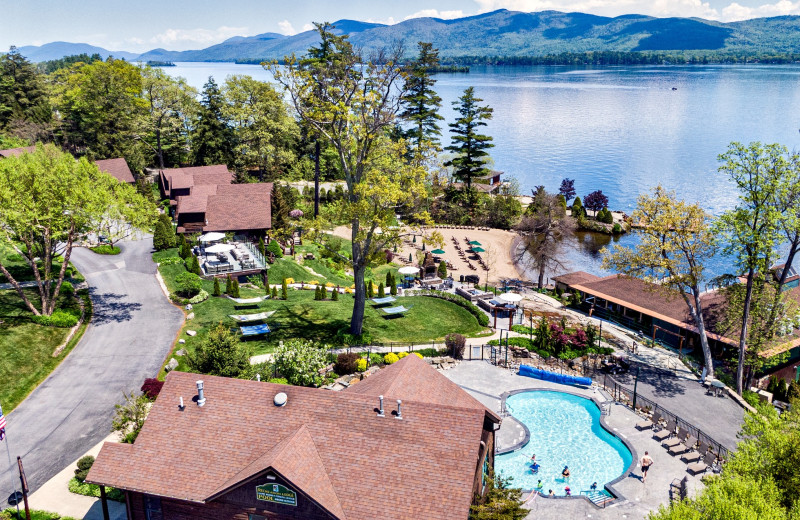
{"left": 687, "top": 452, "right": 717, "bottom": 475}
{"left": 663, "top": 427, "right": 688, "bottom": 449}
{"left": 653, "top": 420, "right": 677, "bottom": 442}
{"left": 635, "top": 410, "right": 662, "bottom": 431}
{"left": 680, "top": 441, "right": 709, "bottom": 464}
{"left": 670, "top": 476, "right": 688, "bottom": 502}
{"left": 668, "top": 434, "right": 697, "bottom": 456}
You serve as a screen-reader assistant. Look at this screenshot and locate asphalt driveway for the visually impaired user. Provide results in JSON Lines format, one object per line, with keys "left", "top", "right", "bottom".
{"left": 0, "top": 238, "right": 184, "bottom": 500}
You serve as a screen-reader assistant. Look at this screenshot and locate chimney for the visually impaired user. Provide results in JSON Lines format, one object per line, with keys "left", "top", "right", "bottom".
{"left": 377, "top": 395, "right": 385, "bottom": 417}
{"left": 196, "top": 380, "right": 206, "bottom": 407}
{"left": 395, "top": 399, "right": 403, "bottom": 420}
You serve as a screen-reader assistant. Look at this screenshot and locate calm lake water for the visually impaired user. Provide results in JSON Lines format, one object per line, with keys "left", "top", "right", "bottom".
{"left": 164, "top": 62, "right": 800, "bottom": 279}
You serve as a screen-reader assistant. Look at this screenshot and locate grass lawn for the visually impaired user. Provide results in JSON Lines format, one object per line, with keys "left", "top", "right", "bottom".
{"left": 2, "top": 510, "right": 80, "bottom": 520}
{"left": 0, "top": 288, "right": 88, "bottom": 412}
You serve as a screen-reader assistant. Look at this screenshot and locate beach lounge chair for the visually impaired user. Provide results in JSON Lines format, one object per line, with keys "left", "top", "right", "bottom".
{"left": 370, "top": 296, "right": 397, "bottom": 306}
{"left": 240, "top": 324, "right": 271, "bottom": 336}
{"left": 228, "top": 311, "right": 276, "bottom": 323}
{"left": 668, "top": 434, "right": 697, "bottom": 456}
{"left": 663, "top": 427, "right": 688, "bottom": 449}
{"left": 653, "top": 420, "right": 677, "bottom": 442}
{"left": 635, "top": 411, "right": 662, "bottom": 431}
{"left": 681, "top": 441, "right": 709, "bottom": 464}
{"left": 381, "top": 305, "right": 412, "bottom": 316}
{"left": 687, "top": 452, "right": 716, "bottom": 475}
{"left": 227, "top": 295, "right": 268, "bottom": 305}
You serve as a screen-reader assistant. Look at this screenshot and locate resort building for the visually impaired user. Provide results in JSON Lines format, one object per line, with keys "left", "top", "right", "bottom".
{"left": 0, "top": 145, "right": 36, "bottom": 157}
{"left": 452, "top": 170, "right": 506, "bottom": 195}
{"left": 87, "top": 354, "right": 500, "bottom": 520}
{"left": 95, "top": 158, "right": 135, "bottom": 184}
{"left": 158, "top": 165, "right": 233, "bottom": 204}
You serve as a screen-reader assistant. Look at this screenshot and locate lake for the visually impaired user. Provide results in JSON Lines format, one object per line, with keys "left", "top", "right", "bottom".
{"left": 163, "top": 62, "right": 800, "bottom": 279}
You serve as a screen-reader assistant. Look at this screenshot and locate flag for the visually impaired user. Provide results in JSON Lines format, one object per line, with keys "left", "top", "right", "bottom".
{"left": 0, "top": 404, "right": 6, "bottom": 441}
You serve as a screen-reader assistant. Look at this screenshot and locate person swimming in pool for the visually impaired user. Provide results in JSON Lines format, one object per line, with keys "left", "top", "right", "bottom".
{"left": 530, "top": 453, "right": 536, "bottom": 463}
{"left": 565, "top": 486, "right": 571, "bottom": 496}
{"left": 530, "top": 462, "right": 540, "bottom": 474}
{"left": 590, "top": 482, "right": 598, "bottom": 491}
{"left": 536, "top": 480, "right": 543, "bottom": 490}
{"left": 548, "top": 489, "right": 554, "bottom": 496}
{"left": 562, "top": 466, "right": 570, "bottom": 480}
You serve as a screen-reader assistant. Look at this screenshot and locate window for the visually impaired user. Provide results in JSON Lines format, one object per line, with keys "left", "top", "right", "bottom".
{"left": 249, "top": 515, "right": 268, "bottom": 520}
{"left": 144, "top": 495, "right": 163, "bottom": 520}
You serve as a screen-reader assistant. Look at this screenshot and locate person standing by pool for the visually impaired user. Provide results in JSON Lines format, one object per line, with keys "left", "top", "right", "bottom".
{"left": 641, "top": 451, "right": 654, "bottom": 483}
{"left": 590, "top": 482, "right": 597, "bottom": 491}
{"left": 548, "top": 489, "right": 554, "bottom": 496}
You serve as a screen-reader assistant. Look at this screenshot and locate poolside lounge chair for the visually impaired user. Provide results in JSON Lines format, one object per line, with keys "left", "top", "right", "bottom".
{"left": 668, "top": 434, "right": 697, "bottom": 456}
{"left": 681, "top": 441, "right": 709, "bottom": 464}
{"left": 687, "top": 452, "right": 716, "bottom": 475}
{"left": 670, "top": 476, "right": 688, "bottom": 502}
{"left": 635, "top": 411, "right": 662, "bottom": 431}
{"left": 228, "top": 311, "right": 276, "bottom": 323}
{"left": 381, "top": 305, "right": 412, "bottom": 316}
{"left": 653, "top": 420, "right": 677, "bottom": 442}
{"left": 663, "top": 427, "right": 688, "bottom": 449}
{"left": 371, "top": 296, "right": 397, "bottom": 306}
{"left": 227, "top": 295, "right": 268, "bottom": 305}
{"left": 240, "top": 324, "right": 271, "bottom": 336}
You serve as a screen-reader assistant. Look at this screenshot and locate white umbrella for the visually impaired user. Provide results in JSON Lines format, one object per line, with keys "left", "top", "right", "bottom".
{"left": 499, "top": 292, "right": 523, "bottom": 303}
{"left": 398, "top": 266, "right": 419, "bottom": 275}
{"left": 205, "top": 243, "right": 235, "bottom": 253}
{"left": 199, "top": 232, "right": 226, "bottom": 243}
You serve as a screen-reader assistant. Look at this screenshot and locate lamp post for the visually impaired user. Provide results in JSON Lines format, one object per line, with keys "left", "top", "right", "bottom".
{"left": 632, "top": 366, "right": 640, "bottom": 411}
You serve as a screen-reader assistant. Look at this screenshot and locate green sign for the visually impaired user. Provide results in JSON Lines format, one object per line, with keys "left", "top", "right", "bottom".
{"left": 256, "top": 483, "right": 297, "bottom": 506}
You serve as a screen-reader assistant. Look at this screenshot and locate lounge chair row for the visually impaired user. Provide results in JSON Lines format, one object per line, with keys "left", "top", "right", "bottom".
{"left": 637, "top": 411, "right": 720, "bottom": 475}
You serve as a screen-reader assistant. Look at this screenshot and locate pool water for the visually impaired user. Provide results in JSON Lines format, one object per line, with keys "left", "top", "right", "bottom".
{"left": 496, "top": 391, "right": 633, "bottom": 497}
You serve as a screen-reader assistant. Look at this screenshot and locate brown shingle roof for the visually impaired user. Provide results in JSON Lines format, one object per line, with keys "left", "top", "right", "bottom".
{"left": 176, "top": 185, "right": 219, "bottom": 214}
{"left": 161, "top": 165, "right": 232, "bottom": 193}
{"left": 202, "top": 183, "right": 272, "bottom": 232}
{"left": 553, "top": 271, "right": 601, "bottom": 286}
{"left": 94, "top": 158, "right": 135, "bottom": 184}
{"left": 0, "top": 146, "right": 36, "bottom": 158}
{"left": 87, "top": 356, "right": 489, "bottom": 519}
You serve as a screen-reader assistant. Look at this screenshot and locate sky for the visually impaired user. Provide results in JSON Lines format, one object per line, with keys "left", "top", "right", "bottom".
{"left": 4, "top": 0, "right": 800, "bottom": 52}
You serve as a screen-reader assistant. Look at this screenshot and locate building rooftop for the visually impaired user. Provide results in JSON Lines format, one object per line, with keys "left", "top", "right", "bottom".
{"left": 95, "top": 158, "right": 135, "bottom": 184}
{"left": 160, "top": 165, "right": 232, "bottom": 195}
{"left": 87, "top": 355, "right": 496, "bottom": 519}
{"left": 0, "top": 146, "right": 36, "bottom": 158}
{"left": 201, "top": 183, "right": 273, "bottom": 232}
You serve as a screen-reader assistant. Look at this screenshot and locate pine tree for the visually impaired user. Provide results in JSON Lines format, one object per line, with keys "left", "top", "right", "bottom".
{"left": 0, "top": 48, "right": 51, "bottom": 130}
{"left": 438, "top": 260, "right": 447, "bottom": 279}
{"left": 190, "top": 77, "right": 235, "bottom": 166}
{"left": 390, "top": 275, "right": 397, "bottom": 296}
{"left": 231, "top": 278, "right": 240, "bottom": 298}
{"left": 225, "top": 274, "right": 233, "bottom": 295}
{"left": 366, "top": 280, "right": 374, "bottom": 298}
{"left": 400, "top": 42, "right": 444, "bottom": 156}
{"left": 385, "top": 271, "right": 393, "bottom": 287}
{"left": 332, "top": 288, "right": 339, "bottom": 301}
{"left": 258, "top": 236, "right": 265, "bottom": 256}
{"left": 282, "top": 279, "right": 288, "bottom": 300}
{"left": 190, "top": 254, "right": 202, "bottom": 275}
{"left": 445, "top": 87, "right": 494, "bottom": 191}
{"left": 212, "top": 277, "right": 221, "bottom": 296}
{"left": 271, "top": 286, "right": 278, "bottom": 299}
{"left": 378, "top": 283, "right": 385, "bottom": 298}
{"left": 152, "top": 220, "right": 170, "bottom": 251}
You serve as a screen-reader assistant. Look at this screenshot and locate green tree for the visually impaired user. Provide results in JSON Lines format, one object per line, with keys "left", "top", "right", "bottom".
{"left": 225, "top": 274, "right": 233, "bottom": 295}
{"left": 438, "top": 260, "right": 447, "bottom": 279}
{"left": 111, "top": 391, "right": 150, "bottom": 444}
{"left": 212, "top": 277, "right": 221, "bottom": 297}
{"left": 231, "top": 278, "right": 240, "bottom": 298}
{"left": 140, "top": 66, "right": 198, "bottom": 168}
{"left": 469, "top": 472, "right": 527, "bottom": 520}
{"left": 222, "top": 75, "right": 298, "bottom": 179}
{"left": 0, "top": 144, "right": 154, "bottom": 315}
{"left": 271, "top": 286, "right": 278, "bottom": 299}
{"left": 269, "top": 23, "right": 430, "bottom": 336}
{"left": 332, "top": 287, "right": 339, "bottom": 301}
{"left": 51, "top": 58, "right": 148, "bottom": 171}
{"left": 378, "top": 282, "right": 385, "bottom": 298}
{"left": 270, "top": 184, "right": 297, "bottom": 233}
{"left": 272, "top": 339, "right": 328, "bottom": 387}
{"left": 716, "top": 142, "right": 792, "bottom": 393}
{"left": 190, "top": 77, "right": 234, "bottom": 167}
{"left": 445, "top": 86, "right": 494, "bottom": 191}
{"left": 187, "top": 323, "right": 252, "bottom": 378}
{"left": 401, "top": 42, "right": 444, "bottom": 156}
{"left": 152, "top": 213, "right": 175, "bottom": 251}
{"left": 0, "top": 47, "right": 51, "bottom": 139}
{"left": 603, "top": 186, "right": 718, "bottom": 376}
{"left": 282, "top": 278, "right": 288, "bottom": 300}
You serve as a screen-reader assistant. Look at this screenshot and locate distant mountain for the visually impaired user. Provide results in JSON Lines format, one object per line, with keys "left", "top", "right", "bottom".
{"left": 16, "top": 42, "right": 139, "bottom": 62}
{"left": 16, "top": 11, "right": 800, "bottom": 64}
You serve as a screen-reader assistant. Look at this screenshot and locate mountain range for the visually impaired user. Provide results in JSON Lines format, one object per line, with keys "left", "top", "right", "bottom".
{"left": 16, "top": 9, "right": 800, "bottom": 63}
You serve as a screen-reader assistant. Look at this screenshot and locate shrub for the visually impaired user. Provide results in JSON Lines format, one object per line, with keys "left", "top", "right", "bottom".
{"left": 230, "top": 278, "right": 240, "bottom": 298}
{"left": 282, "top": 279, "right": 289, "bottom": 299}
{"left": 384, "top": 352, "right": 399, "bottom": 365}
{"left": 187, "top": 323, "right": 252, "bottom": 378}
{"left": 423, "top": 291, "right": 489, "bottom": 327}
{"left": 397, "top": 351, "right": 409, "bottom": 359}
{"left": 369, "top": 352, "right": 383, "bottom": 365}
{"left": 32, "top": 309, "right": 79, "bottom": 328}
{"left": 269, "top": 377, "right": 289, "bottom": 385}
{"left": 414, "top": 347, "right": 447, "bottom": 357}
{"left": 366, "top": 280, "right": 374, "bottom": 298}
{"left": 267, "top": 240, "right": 284, "bottom": 258}
{"left": 332, "top": 288, "right": 339, "bottom": 301}
{"left": 90, "top": 245, "right": 121, "bottom": 255}
{"left": 445, "top": 333, "right": 466, "bottom": 359}
{"left": 212, "top": 277, "right": 221, "bottom": 296}
{"left": 438, "top": 260, "right": 447, "bottom": 279}
{"left": 389, "top": 274, "right": 397, "bottom": 296}
{"left": 273, "top": 339, "right": 328, "bottom": 387}
{"left": 612, "top": 223, "right": 622, "bottom": 234}
{"left": 153, "top": 214, "right": 175, "bottom": 251}
{"left": 334, "top": 353, "right": 360, "bottom": 375}
{"left": 598, "top": 207, "right": 614, "bottom": 224}
{"left": 175, "top": 272, "right": 202, "bottom": 297}
{"left": 258, "top": 236, "right": 265, "bottom": 256}
{"left": 356, "top": 358, "right": 367, "bottom": 372}
{"left": 140, "top": 378, "right": 164, "bottom": 400}
{"left": 271, "top": 286, "right": 278, "bottom": 299}
{"left": 285, "top": 278, "right": 295, "bottom": 285}
{"left": 60, "top": 281, "right": 75, "bottom": 296}
{"left": 112, "top": 391, "right": 149, "bottom": 444}
{"left": 378, "top": 283, "right": 385, "bottom": 298}
{"left": 74, "top": 455, "right": 95, "bottom": 483}
{"left": 225, "top": 274, "right": 233, "bottom": 295}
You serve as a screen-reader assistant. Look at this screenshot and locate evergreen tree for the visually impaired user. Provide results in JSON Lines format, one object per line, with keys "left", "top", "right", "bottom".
{"left": 445, "top": 87, "right": 494, "bottom": 191}
{"left": 378, "top": 283, "right": 385, "bottom": 298}
{"left": 225, "top": 274, "right": 233, "bottom": 295}
{"left": 332, "top": 287, "right": 339, "bottom": 301}
{"left": 271, "top": 183, "right": 297, "bottom": 231}
{"left": 152, "top": 219, "right": 170, "bottom": 251}
{"left": 401, "top": 42, "right": 444, "bottom": 156}
{"left": 385, "top": 271, "right": 393, "bottom": 287}
{"left": 231, "top": 278, "right": 240, "bottom": 298}
{"left": 271, "top": 286, "right": 278, "bottom": 299}
{"left": 187, "top": 323, "right": 251, "bottom": 378}
{"left": 0, "top": 47, "right": 51, "bottom": 132}
{"left": 190, "top": 254, "right": 202, "bottom": 275}
{"left": 390, "top": 275, "right": 397, "bottom": 296}
{"left": 212, "top": 277, "right": 221, "bottom": 297}
{"left": 282, "top": 278, "right": 288, "bottom": 300}
{"left": 438, "top": 260, "right": 447, "bottom": 279}
{"left": 469, "top": 472, "right": 527, "bottom": 520}
{"left": 258, "top": 236, "right": 265, "bottom": 256}
{"left": 571, "top": 196, "right": 585, "bottom": 218}
{"left": 190, "top": 77, "right": 234, "bottom": 166}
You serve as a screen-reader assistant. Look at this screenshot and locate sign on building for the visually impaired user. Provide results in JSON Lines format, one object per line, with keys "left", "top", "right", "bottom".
{"left": 256, "top": 483, "right": 297, "bottom": 506}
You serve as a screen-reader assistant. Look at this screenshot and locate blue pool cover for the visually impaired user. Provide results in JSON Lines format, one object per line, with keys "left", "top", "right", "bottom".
{"left": 240, "top": 324, "right": 271, "bottom": 336}
{"left": 518, "top": 365, "right": 592, "bottom": 386}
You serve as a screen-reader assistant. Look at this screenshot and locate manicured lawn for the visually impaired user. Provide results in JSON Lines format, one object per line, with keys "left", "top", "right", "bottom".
{"left": 2, "top": 509, "right": 80, "bottom": 520}
{"left": 0, "top": 288, "right": 87, "bottom": 412}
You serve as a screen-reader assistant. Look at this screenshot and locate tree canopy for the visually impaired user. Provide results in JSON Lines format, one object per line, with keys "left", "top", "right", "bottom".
{"left": 401, "top": 42, "right": 444, "bottom": 156}
{"left": 444, "top": 86, "right": 494, "bottom": 191}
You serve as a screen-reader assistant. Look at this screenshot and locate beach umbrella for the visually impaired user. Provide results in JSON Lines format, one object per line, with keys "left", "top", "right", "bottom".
{"left": 398, "top": 266, "right": 419, "bottom": 275}
{"left": 470, "top": 247, "right": 485, "bottom": 253}
{"left": 469, "top": 240, "right": 482, "bottom": 246}
{"left": 499, "top": 292, "right": 523, "bottom": 303}
{"left": 199, "top": 232, "right": 225, "bottom": 242}
{"left": 431, "top": 249, "right": 446, "bottom": 255}
{"left": 205, "top": 243, "right": 235, "bottom": 253}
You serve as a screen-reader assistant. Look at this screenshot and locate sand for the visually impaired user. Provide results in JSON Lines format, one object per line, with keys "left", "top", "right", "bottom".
{"left": 331, "top": 225, "right": 525, "bottom": 284}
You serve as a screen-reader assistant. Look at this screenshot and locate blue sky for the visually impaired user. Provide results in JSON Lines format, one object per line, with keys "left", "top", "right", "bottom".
{"left": 4, "top": 0, "right": 800, "bottom": 52}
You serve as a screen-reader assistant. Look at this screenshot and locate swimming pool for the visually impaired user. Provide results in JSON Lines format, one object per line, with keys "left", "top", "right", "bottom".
{"left": 496, "top": 390, "right": 633, "bottom": 498}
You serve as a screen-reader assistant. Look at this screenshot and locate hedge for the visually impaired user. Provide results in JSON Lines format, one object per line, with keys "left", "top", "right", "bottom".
{"left": 31, "top": 309, "right": 79, "bottom": 328}
{"left": 422, "top": 290, "right": 489, "bottom": 327}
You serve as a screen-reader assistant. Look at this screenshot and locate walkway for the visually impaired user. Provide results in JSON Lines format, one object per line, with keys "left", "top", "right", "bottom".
{"left": 0, "top": 238, "right": 185, "bottom": 499}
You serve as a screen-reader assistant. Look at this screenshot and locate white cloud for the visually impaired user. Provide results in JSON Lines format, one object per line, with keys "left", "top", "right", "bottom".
{"left": 721, "top": 0, "right": 800, "bottom": 21}
{"left": 302, "top": 23, "right": 314, "bottom": 32}
{"left": 404, "top": 9, "right": 467, "bottom": 20}
{"left": 365, "top": 16, "right": 398, "bottom": 25}
{"left": 126, "top": 37, "right": 144, "bottom": 45}
{"left": 277, "top": 20, "right": 297, "bottom": 35}
{"left": 149, "top": 26, "right": 249, "bottom": 50}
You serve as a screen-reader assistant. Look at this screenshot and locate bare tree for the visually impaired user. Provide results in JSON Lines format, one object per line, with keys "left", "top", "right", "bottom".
{"left": 515, "top": 192, "right": 574, "bottom": 289}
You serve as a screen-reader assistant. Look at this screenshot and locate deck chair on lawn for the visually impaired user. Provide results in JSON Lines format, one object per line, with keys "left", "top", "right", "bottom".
{"left": 636, "top": 410, "right": 662, "bottom": 431}
{"left": 681, "top": 441, "right": 709, "bottom": 464}
{"left": 653, "top": 420, "right": 677, "bottom": 442}
{"left": 381, "top": 305, "right": 412, "bottom": 317}
{"left": 228, "top": 311, "right": 276, "bottom": 323}
{"left": 240, "top": 323, "right": 271, "bottom": 337}
{"left": 668, "top": 434, "right": 697, "bottom": 456}
{"left": 687, "top": 452, "right": 717, "bottom": 475}
{"left": 663, "top": 427, "right": 688, "bottom": 449}
{"left": 370, "top": 296, "right": 397, "bottom": 306}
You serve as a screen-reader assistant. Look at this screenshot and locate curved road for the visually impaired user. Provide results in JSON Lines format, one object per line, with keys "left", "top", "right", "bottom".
{"left": 1, "top": 238, "right": 184, "bottom": 499}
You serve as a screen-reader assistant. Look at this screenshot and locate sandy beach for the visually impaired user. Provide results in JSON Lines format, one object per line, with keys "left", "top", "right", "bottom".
{"left": 331, "top": 225, "right": 526, "bottom": 284}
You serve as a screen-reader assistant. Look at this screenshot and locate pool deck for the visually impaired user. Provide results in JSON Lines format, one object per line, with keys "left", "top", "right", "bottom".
{"left": 445, "top": 361, "right": 709, "bottom": 519}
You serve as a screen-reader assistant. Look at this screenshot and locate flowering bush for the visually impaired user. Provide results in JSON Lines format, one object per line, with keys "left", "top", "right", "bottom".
{"left": 308, "top": 280, "right": 319, "bottom": 286}
{"left": 140, "top": 378, "right": 164, "bottom": 400}
{"left": 273, "top": 339, "right": 329, "bottom": 387}
{"left": 289, "top": 209, "right": 304, "bottom": 219}
{"left": 397, "top": 351, "right": 408, "bottom": 359}
{"left": 356, "top": 358, "right": 368, "bottom": 372}
{"left": 284, "top": 278, "right": 294, "bottom": 285}
{"left": 384, "top": 352, "right": 399, "bottom": 364}
{"left": 326, "top": 282, "right": 335, "bottom": 287}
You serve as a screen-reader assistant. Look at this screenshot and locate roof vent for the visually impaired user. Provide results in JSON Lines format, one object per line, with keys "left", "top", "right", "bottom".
{"left": 395, "top": 399, "right": 403, "bottom": 420}
{"left": 377, "top": 395, "right": 385, "bottom": 417}
{"left": 274, "top": 392, "right": 288, "bottom": 407}
{"left": 196, "top": 380, "right": 206, "bottom": 407}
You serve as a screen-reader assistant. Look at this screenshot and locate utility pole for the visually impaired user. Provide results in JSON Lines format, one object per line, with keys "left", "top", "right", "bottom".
{"left": 632, "top": 366, "right": 640, "bottom": 411}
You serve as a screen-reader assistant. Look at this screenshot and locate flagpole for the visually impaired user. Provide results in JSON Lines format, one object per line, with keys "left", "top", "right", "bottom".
{"left": 0, "top": 405, "right": 21, "bottom": 517}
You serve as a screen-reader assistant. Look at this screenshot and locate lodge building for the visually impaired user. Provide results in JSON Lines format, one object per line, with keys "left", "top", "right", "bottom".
{"left": 87, "top": 355, "right": 501, "bottom": 520}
